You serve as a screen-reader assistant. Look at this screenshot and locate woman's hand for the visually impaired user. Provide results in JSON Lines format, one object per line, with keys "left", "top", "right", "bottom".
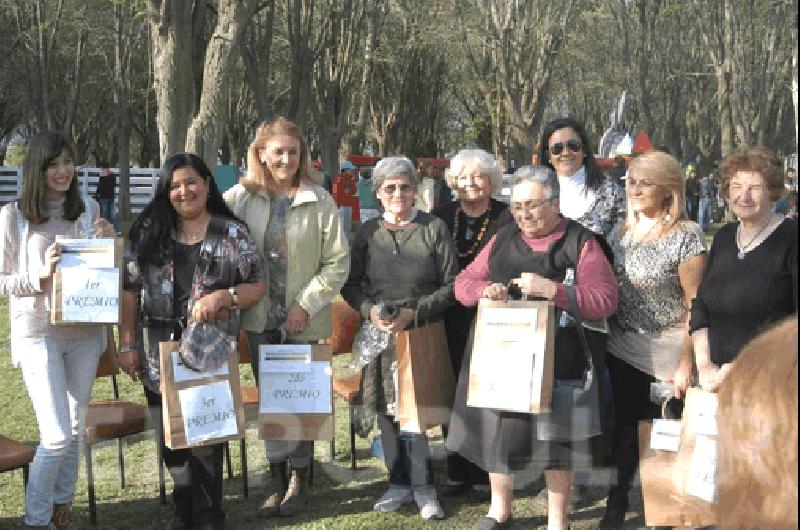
{"left": 94, "top": 218, "right": 116, "bottom": 238}
{"left": 119, "top": 349, "right": 140, "bottom": 381}
{"left": 697, "top": 361, "right": 724, "bottom": 391}
{"left": 39, "top": 242, "right": 62, "bottom": 282}
{"left": 512, "top": 272, "right": 557, "bottom": 300}
{"left": 669, "top": 360, "right": 693, "bottom": 399}
{"left": 286, "top": 303, "right": 310, "bottom": 334}
{"left": 191, "top": 290, "right": 230, "bottom": 323}
{"left": 369, "top": 305, "right": 414, "bottom": 332}
{"left": 481, "top": 282, "right": 508, "bottom": 301}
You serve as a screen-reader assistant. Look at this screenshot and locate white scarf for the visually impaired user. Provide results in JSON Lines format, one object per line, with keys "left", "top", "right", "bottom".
{"left": 558, "top": 166, "right": 596, "bottom": 220}
{"left": 383, "top": 207, "right": 419, "bottom": 226}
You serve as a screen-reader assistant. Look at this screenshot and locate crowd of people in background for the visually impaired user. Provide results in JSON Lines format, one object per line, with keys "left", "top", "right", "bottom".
{"left": 1, "top": 116, "right": 797, "bottom": 530}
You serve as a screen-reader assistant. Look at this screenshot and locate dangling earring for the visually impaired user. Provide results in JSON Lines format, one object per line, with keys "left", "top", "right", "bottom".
{"left": 663, "top": 213, "right": 672, "bottom": 224}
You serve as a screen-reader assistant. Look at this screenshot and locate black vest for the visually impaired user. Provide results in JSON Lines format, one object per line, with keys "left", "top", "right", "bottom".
{"left": 488, "top": 219, "right": 606, "bottom": 380}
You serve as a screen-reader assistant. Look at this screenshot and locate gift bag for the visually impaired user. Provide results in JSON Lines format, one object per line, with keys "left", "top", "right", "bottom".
{"left": 258, "top": 344, "right": 334, "bottom": 441}
{"left": 639, "top": 388, "right": 718, "bottom": 527}
{"left": 395, "top": 320, "right": 455, "bottom": 433}
{"left": 159, "top": 341, "right": 244, "bottom": 450}
{"left": 467, "top": 299, "right": 555, "bottom": 414}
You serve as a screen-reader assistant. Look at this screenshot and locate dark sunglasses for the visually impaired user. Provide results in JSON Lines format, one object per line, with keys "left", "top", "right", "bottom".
{"left": 548, "top": 139, "right": 582, "bottom": 156}
{"left": 382, "top": 183, "right": 413, "bottom": 194}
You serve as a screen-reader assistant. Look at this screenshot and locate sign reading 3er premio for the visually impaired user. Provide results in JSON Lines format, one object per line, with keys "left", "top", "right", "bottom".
{"left": 51, "top": 238, "right": 122, "bottom": 324}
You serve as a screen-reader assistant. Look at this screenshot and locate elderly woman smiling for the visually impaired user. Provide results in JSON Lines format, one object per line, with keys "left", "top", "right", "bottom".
{"left": 343, "top": 156, "right": 459, "bottom": 521}
{"left": 690, "top": 147, "right": 797, "bottom": 391}
{"left": 446, "top": 166, "right": 618, "bottom": 530}
{"left": 433, "top": 148, "right": 511, "bottom": 500}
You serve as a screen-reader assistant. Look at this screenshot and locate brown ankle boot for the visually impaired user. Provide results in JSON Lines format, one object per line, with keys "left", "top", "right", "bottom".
{"left": 279, "top": 466, "right": 309, "bottom": 516}
{"left": 259, "top": 462, "right": 289, "bottom": 517}
{"left": 52, "top": 503, "right": 71, "bottom": 530}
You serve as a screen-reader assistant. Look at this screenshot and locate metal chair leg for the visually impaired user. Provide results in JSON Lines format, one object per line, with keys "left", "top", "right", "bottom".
{"left": 23, "top": 464, "right": 29, "bottom": 488}
{"left": 117, "top": 437, "right": 126, "bottom": 488}
{"left": 329, "top": 438, "right": 335, "bottom": 463}
{"left": 85, "top": 443, "right": 97, "bottom": 526}
{"left": 240, "top": 437, "right": 248, "bottom": 498}
{"left": 349, "top": 403, "right": 357, "bottom": 470}
{"left": 155, "top": 419, "right": 166, "bottom": 505}
{"left": 224, "top": 442, "right": 233, "bottom": 479}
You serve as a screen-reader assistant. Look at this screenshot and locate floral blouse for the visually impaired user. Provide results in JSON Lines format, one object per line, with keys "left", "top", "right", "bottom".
{"left": 124, "top": 215, "right": 264, "bottom": 391}
{"left": 573, "top": 178, "right": 627, "bottom": 239}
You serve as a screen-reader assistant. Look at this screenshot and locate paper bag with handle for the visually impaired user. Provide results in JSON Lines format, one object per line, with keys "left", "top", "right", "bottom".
{"left": 159, "top": 340, "right": 244, "bottom": 450}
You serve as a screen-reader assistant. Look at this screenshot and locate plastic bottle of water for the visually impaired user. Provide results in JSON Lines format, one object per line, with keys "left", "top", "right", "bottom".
{"left": 559, "top": 267, "right": 576, "bottom": 328}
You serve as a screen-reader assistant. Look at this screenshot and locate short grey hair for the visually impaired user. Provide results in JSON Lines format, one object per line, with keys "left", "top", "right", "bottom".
{"left": 372, "top": 156, "right": 417, "bottom": 192}
{"left": 511, "top": 165, "right": 560, "bottom": 200}
{"left": 445, "top": 149, "right": 503, "bottom": 193}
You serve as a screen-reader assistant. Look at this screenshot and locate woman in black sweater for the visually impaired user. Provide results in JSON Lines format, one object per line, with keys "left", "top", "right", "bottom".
{"left": 690, "top": 147, "right": 797, "bottom": 390}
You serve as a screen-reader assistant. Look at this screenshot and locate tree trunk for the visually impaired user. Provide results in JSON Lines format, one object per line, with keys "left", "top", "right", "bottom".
{"left": 185, "top": 0, "right": 258, "bottom": 170}
{"left": 148, "top": 0, "right": 195, "bottom": 164}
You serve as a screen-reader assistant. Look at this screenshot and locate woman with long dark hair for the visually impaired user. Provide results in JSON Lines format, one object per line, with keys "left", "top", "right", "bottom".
{"left": 538, "top": 117, "right": 625, "bottom": 239}
{"left": 0, "top": 130, "right": 115, "bottom": 529}
{"left": 119, "top": 153, "right": 265, "bottom": 529}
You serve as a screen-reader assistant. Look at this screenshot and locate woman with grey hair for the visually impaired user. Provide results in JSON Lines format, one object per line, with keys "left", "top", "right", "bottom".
{"left": 343, "top": 156, "right": 459, "bottom": 521}
{"left": 446, "top": 165, "right": 618, "bottom": 529}
{"left": 433, "top": 148, "right": 512, "bottom": 500}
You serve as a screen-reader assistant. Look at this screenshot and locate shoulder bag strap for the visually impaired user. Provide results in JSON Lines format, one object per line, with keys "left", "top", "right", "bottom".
{"left": 564, "top": 283, "right": 594, "bottom": 373}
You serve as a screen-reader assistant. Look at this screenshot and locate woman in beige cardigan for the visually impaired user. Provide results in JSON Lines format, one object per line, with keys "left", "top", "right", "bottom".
{"left": 224, "top": 116, "right": 349, "bottom": 518}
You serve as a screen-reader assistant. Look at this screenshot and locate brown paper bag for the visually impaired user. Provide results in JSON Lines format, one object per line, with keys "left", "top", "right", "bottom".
{"left": 159, "top": 341, "right": 245, "bottom": 450}
{"left": 395, "top": 320, "right": 455, "bottom": 434}
{"left": 467, "top": 299, "right": 555, "bottom": 413}
{"left": 639, "top": 419, "right": 718, "bottom": 527}
{"left": 258, "top": 344, "right": 334, "bottom": 441}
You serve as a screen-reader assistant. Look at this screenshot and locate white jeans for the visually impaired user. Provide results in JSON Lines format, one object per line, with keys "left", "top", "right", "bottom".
{"left": 18, "top": 333, "right": 103, "bottom": 525}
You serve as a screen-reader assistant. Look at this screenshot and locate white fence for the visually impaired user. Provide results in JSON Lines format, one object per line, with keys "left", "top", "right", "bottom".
{"left": 0, "top": 167, "right": 160, "bottom": 215}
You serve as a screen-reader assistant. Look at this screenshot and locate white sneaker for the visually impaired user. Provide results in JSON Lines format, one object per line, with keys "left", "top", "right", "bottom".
{"left": 413, "top": 485, "right": 445, "bottom": 520}
{"left": 373, "top": 485, "right": 414, "bottom": 512}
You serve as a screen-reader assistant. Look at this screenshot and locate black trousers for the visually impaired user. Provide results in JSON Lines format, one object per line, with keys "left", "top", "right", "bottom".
{"left": 606, "top": 355, "right": 661, "bottom": 500}
{"left": 145, "top": 386, "right": 225, "bottom": 529}
{"left": 377, "top": 414, "right": 434, "bottom": 487}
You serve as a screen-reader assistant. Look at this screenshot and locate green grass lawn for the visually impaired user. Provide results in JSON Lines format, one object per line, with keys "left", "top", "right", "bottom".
{"left": 0, "top": 293, "right": 661, "bottom": 529}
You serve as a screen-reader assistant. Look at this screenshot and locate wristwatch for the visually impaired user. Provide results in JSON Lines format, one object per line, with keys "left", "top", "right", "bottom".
{"left": 228, "top": 287, "right": 239, "bottom": 309}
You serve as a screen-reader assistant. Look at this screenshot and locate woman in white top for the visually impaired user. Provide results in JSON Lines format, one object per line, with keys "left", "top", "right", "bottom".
{"left": 600, "top": 150, "right": 707, "bottom": 528}
{"left": 538, "top": 117, "right": 626, "bottom": 239}
{"left": 0, "top": 131, "right": 115, "bottom": 529}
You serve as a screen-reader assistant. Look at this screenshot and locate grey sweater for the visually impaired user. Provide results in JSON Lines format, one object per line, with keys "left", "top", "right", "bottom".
{"left": 342, "top": 211, "right": 458, "bottom": 324}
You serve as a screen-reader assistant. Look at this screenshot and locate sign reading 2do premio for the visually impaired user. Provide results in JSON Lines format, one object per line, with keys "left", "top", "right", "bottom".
{"left": 259, "top": 344, "right": 333, "bottom": 415}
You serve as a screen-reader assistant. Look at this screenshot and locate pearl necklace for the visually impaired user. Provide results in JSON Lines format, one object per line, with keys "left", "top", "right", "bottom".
{"left": 452, "top": 202, "right": 491, "bottom": 258}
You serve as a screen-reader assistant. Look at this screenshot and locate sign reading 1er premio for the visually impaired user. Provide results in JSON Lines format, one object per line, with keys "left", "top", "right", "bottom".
{"left": 259, "top": 344, "right": 332, "bottom": 414}
{"left": 53, "top": 238, "right": 120, "bottom": 324}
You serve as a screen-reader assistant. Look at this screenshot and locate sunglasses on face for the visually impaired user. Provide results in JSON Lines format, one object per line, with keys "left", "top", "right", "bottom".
{"left": 382, "top": 183, "right": 414, "bottom": 194}
{"left": 548, "top": 139, "right": 582, "bottom": 156}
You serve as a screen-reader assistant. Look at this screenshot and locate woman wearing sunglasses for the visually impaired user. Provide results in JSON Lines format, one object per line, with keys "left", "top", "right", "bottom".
{"left": 538, "top": 117, "right": 626, "bottom": 239}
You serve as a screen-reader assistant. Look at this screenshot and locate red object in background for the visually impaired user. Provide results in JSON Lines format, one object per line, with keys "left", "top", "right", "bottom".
{"left": 347, "top": 155, "right": 381, "bottom": 168}
{"left": 632, "top": 132, "right": 654, "bottom": 154}
{"left": 333, "top": 174, "right": 359, "bottom": 220}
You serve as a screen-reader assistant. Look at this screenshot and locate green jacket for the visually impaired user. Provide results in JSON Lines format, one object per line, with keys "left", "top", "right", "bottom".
{"left": 223, "top": 182, "right": 350, "bottom": 341}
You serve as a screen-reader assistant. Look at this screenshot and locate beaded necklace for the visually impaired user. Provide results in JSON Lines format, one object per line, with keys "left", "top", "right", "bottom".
{"left": 452, "top": 201, "right": 492, "bottom": 258}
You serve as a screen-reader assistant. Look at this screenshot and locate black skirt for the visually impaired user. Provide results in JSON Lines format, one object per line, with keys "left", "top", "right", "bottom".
{"left": 445, "top": 324, "right": 603, "bottom": 474}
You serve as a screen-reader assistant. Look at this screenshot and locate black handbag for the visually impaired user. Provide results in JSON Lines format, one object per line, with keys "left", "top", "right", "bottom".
{"left": 536, "top": 284, "right": 602, "bottom": 442}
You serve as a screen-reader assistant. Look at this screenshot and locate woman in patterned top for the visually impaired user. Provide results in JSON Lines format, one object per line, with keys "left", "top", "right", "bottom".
{"left": 119, "top": 153, "right": 266, "bottom": 529}
{"left": 599, "top": 150, "right": 707, "bottom": 528}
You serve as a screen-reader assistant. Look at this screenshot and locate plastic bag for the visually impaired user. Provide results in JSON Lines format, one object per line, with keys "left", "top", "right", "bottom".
{"left": 351, "top": 320, "right": 392, "bottom": 370}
